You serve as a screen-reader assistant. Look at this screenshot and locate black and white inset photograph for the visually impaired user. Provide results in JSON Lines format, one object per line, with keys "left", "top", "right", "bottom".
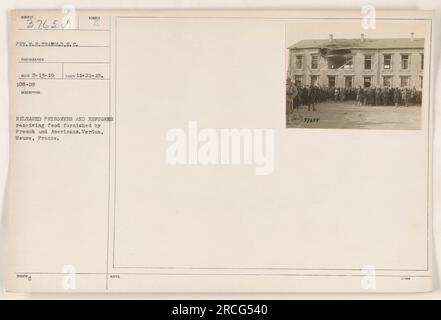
{"left": 286, "top": 20, "right": 426, "bottom": 129}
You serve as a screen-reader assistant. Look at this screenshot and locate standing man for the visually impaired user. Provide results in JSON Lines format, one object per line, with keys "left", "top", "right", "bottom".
{"left": 393, "top": 87, "right": 400, "bottom": 107}
{"left": 381, "top": 87, "right": 388, "bottom": 106}
{"left": 334, "top": 88, "right": 339, "bottom": 102}
{"left": 411, "top": 86, "right": 417, "bottom": 105}
{"left": 286, "top": 78, "right": 298, "bottom": 113}
{"left": 402, "top": 88, "right": 409, "bottom": 107}
{"left": 363, "top": 87, "right": 368, "bottom": 106}
{"left": 367, "top": 87, "right": 373, "bottom": 106}
{"left": 375, "top": 87, "right": 381, "bottom": 106}
{"left": 307, "top": 85, "right": 317, "bottom": 112}
{"left": 340, "top": 88, "right": 346, "bottom": 102}
{"left": 356, "top": 86, "right": 363, "bottom": 106}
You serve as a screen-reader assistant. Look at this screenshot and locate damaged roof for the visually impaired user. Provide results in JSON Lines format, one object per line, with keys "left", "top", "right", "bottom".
{"left": 289, "top": 38, "right": 424, "bottom": 50}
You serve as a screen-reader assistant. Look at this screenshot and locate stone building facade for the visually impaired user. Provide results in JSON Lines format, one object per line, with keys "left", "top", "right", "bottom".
{"left": 287, "top": 34, "right": 424, "bottom": 90}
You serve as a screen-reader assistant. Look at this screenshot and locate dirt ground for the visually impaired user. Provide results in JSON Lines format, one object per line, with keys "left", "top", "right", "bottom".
{"left": 286, "top": 100, "right": 422, "bottom": 130}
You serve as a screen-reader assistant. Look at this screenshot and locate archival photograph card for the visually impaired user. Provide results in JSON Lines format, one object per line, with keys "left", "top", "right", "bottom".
{"left": 285, "top": 20, "right": 426, "bottom": 129}
{"left": 6, "top": 10, "right": 434, "bottom": 292}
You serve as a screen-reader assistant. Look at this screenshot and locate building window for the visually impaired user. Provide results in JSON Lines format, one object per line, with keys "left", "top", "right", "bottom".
{"left": 363, "top": 76, "right": 372, "bottom": 88}
{"left": 327, "top": 52, "right": 352, "bottom": 69}
{"left": 400, "top": 76, "right": 410, "bottom": 87}
{"left": 401, "top": 54, "right": 409, "bottom": 70}
{"left": 421, "top": 54, "right": 424, "bottom": 70}
{"left": 328, "top": 76, "right": 336, "bottom": 88}
{"left": 345, "top": 76, "right": 353, "bottom": 88}
{"left": 310, "top": 75, "right": 318, "bottom": 86}
{"left": 420, "top": 76, "right": 423, "bottom": 89}
{"left": 311, "top": 55, "right": 319, "bottom": 69}
{"left": 294, "top": 75, "right": 303, "bottom": 86}
{"left": 364, "top": 55, "right": 372, "bottom": 70}
{"left": 383, "top": 54, "right": 392, "bottom": 70}
{"left": 343, "top": 55, "right": 353, "bottom": 69}
{"left": 295, "top": 55, "right": 303, "bottom": 69}
{"left": 383, "top": 76, "right": 392, "bottom": 87}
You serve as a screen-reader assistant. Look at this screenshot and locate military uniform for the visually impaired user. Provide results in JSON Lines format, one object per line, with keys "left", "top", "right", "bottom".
{"left": 393, "top": 88, "right": 400, "bottom": 107}
{"left": 286, "top": 80, "right": 298, "bottom": 113}
{"left": 401, "top": 88, "right": 409, "bottom": 107}
{"left": 307, "top": 86, "right": 317, "bottom": 112}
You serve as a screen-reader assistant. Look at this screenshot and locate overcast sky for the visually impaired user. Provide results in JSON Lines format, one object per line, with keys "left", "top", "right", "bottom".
{"left": 286, "top": 19, "right": 427, "bottom": 47}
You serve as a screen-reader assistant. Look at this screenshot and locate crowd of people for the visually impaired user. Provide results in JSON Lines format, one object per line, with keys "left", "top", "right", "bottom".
{"left": 286, "top": 78, "right": 422, "bottom": 113}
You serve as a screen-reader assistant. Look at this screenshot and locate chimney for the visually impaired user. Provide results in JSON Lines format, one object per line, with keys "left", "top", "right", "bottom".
{"left": 410, "top": 32, "right": 414, "bottom": 41}
{"left": 360, "top": 33, "right": 365, "bottom": 42}
{"left": 329, "top": 34, "right": 333, "bottom": 42}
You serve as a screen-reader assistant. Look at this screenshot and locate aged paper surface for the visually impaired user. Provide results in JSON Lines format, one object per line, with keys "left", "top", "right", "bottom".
{"left": 7, "top": 10, "right": 433, "bottom": 292}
